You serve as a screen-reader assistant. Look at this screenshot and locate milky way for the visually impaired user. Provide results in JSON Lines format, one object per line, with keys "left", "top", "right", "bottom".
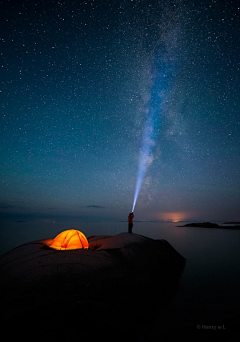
{"left": 0, "top": 0, "right": 240, "bottom": 221}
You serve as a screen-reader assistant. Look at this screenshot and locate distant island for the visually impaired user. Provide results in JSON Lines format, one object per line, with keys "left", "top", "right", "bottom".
{"left": 177, "top": 222, "right": 240, "bottom": 229}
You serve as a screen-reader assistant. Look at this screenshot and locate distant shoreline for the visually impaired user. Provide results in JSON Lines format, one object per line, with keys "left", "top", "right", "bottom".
{"left": 177, "top": 222, "right": 240, "bottom": 229}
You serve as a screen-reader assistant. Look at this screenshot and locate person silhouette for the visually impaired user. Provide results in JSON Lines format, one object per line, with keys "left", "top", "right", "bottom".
{"left": 128, "top": 212, "right": 134, "bottom": 233}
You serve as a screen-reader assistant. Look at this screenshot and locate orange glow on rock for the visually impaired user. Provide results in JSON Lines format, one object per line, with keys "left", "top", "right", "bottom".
{"left": 48, "top": 229, "right": 89, "bottom": 250}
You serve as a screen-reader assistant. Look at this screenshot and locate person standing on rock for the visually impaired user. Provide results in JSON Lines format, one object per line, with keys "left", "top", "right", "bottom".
{"left": 128, "top": 212, "right": 134, "bottom": 233}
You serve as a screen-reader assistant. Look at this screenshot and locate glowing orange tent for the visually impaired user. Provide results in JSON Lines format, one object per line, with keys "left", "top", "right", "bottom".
{"left": 48, "top": 229, "right": 89, "bottom": 250}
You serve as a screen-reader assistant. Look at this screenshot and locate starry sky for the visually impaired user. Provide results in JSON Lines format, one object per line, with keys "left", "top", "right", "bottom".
{"left": 0, "top": 0, "right": 240, "bottom": 222}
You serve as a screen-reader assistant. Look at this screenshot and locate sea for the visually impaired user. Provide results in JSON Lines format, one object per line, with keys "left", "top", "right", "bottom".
{"left": 0, "top": 219, "right": 239, "bottom": 337}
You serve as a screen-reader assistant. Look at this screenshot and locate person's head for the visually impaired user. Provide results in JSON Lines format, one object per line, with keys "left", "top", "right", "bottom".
{"left": 129, "top": 212, "right": 133, "bottom": 216}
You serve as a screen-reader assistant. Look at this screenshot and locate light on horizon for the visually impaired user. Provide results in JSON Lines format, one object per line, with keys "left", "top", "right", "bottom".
{"left": 156, "top": 211, "right": 191, "bottom": 222}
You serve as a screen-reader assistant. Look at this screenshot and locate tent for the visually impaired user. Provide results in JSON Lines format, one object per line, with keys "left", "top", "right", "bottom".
{"left": 49, "top": 229, "right": 89, "bottom": 250}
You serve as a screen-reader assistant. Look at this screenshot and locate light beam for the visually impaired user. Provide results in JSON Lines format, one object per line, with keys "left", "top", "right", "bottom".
{"left": 132, "top": 59, "right": 163, "bottom": 212}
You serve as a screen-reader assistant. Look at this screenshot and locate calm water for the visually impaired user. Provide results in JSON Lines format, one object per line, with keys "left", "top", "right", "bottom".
{"left": 1, "top": 219, "right": 240, "bottom": 335}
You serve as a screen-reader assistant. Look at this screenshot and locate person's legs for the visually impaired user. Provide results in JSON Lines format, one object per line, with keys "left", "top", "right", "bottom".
{"left": 128, "top": 223, "right": 133, "bottom": 233}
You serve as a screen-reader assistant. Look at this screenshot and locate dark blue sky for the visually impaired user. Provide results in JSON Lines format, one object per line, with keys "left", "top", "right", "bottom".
{"left": 1, "top": 0, "right": 240, "bottom": 222}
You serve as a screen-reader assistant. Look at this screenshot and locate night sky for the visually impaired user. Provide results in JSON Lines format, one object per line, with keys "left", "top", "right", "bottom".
{"left": 1, "top": 0, "right": 240, "bottom": 222}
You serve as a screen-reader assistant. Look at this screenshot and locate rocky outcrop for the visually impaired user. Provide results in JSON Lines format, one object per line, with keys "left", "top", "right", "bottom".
{"left": 0, "top": 233, "right": 185, "bottom": 340}
{"left": 178, "top": 222, "right": 240, "bottom": 229}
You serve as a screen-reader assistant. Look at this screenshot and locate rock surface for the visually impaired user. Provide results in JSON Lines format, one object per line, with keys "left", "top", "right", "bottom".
{"left": 0, "top": 233, "right": 185, "bottom": 340}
